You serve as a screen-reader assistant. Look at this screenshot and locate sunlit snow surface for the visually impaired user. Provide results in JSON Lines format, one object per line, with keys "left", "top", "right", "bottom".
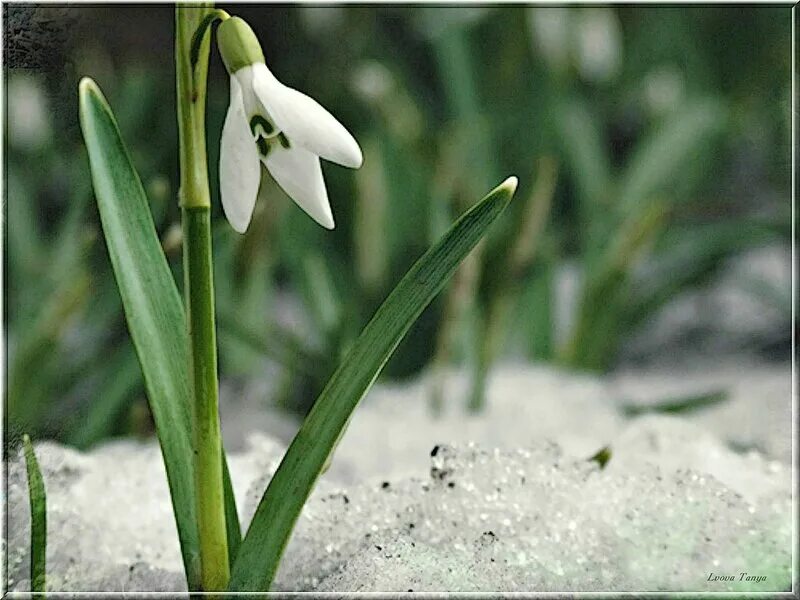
{"left": 6, "top": 363, "right": 792, "bottom": 593}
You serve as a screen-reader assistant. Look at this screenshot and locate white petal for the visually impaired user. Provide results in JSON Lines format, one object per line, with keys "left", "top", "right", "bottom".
{"left": 251, "top": 63, "right": 363, "bottom": 169}
{"left": 233, "top": 65, "right": 262, "bottom": 119}
{"left": 264, "top": 144, "right": 335, "bottom": 229}
{"left": 220, "top": 75, "right": 261, "bottom": 233}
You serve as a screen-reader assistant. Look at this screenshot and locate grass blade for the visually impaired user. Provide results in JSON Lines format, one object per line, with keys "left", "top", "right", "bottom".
{"left": 66, "top": 344, "right": 141, "bottom": 450}
{"left": 222, "top": 459, "right": 241, "bottom": 570}
{"left": 79, "top": 78, "right": 240, "bottom": 588}
{"left": 555, "top": 100, "right": 612, "bottom": 256}
{"left": 556, "top": 99, "right": 612, "bottom": 209}
{"left": 621, "top": 389, "right": 728, "bottom": 418}
{"left": 228, "top": 177, "right": 517, "bottom": 591}
{"left": 560, "top": 200, "right": 667, "bottom": 371}
{"left": 617, "top": 98, "right": 725, "bottom": 212}
{"left": 217, "top": 311, "right": 327, "bottom": 377}
{"left": 626, "top": 216, "right": 784, "bottom": 327}
{"left": 23, "top": 435, "right": 46, "bottom": 594}
{"left": 587, "top": 445, "right": 612, "bottom": 469}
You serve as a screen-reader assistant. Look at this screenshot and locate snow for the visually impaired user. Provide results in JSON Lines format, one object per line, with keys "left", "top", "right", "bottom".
{"left": 610, "top": 360, "right": 791, "bottom": 462}
{"left": 5, "top": 361, "right": 792, "bottom": 593}
{"left": 327, "top": 364, "right": 622, "bottom": 484}
{"left": 296, "top": 443, "right": 790, "bottom": 592}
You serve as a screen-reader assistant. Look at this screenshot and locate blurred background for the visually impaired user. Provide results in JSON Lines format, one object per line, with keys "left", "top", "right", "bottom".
{"left": 4, "top": 5, "right": 792, "bottom": 449}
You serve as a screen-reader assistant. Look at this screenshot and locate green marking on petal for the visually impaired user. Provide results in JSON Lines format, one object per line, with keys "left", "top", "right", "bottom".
{"left": 249, "top": 115, "right": 275, "bottom": 137}
{"left": 256, "top": 137, "right": 270, "bottom": 158}
{"left": 278, "top": 133, "right": 291, "bottom": 149}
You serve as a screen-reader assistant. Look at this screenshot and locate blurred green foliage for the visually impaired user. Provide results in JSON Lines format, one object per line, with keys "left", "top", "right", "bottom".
{"left": 4, "top": 5, "right": 791, "bottom": 443}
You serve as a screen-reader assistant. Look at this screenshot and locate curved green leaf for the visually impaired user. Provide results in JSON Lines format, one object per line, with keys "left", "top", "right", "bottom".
{"left": 78, "top": 78, "right": 240, "bottom": 589}
{"left": 229, "top": 177, "right": 517, "bottom": 591}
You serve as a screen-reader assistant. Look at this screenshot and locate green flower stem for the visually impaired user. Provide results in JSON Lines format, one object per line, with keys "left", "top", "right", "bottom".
{"left": 177, "top": 4, "right": 212, "bottom": 210}
{"left": 183, "top": 207, "right": 229, "bottom": 590}
{"left": 176, "top": 5, "right": 229, "bottom": 590}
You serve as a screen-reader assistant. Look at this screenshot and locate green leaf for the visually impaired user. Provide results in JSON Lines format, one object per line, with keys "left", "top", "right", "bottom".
{"left": 624, "top": 217, "right": 783, "bottom": 330}
{"left": 621, "top": 389, "right": 728, "bottom": 418}
{"left": 217, "top": 311, "right": 327, "bottom": 377}
{"left": 23, "top": 434, "right": 47, "bottom": 594}
{"left": 6, "top": 169, "right": 43, "bottom": 278}
{"left": 78, "top": 78, "right": 240, "bottom": 589}
{"left": 587, "top": 445, "right": 612, "bottom": 470}
{"left": 301, "top": 253, "right": 344, "bottom": 339}
{"left": 617, "top": 98, "right": 726, "bottom": 212}
{"left": 67, "top": 344, "right": 140, "bottom": 450}
{"left": 228, "top": 177, "right": 517, "bottom": 592}
{"left": 555, "top": 100, "right": 613, "bottom": 255}
{"left": 222, "top": 458, "right": 241, "bottom": 571}
{"left": 556, "top": 99, "right": 612, "bottom": 208}
{"left": 562, "top": 201, "right": 668, "bottom": 371}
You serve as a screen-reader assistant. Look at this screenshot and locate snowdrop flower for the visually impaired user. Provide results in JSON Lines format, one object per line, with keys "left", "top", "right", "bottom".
{"left": 217, "top": 16, "right": 362, "bottom": 232}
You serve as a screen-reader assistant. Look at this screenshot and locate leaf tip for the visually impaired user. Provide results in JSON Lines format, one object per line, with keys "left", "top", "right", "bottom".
{"left": 78, "top": 77, "right": 99, "bottom": 99}
{"left": 78, "top": 77, "right": 112, "bottom": 119}
{"left": 22, "top": 434, "right": 36, "bottom": 469}
{"left": 78, "top": 77, "right": 100, "bottom": 125}
{"left": 488, "top": 176, "right": 518, "bottom": 204}
{"left": 501, "top": 176, "right": 519, "bottom": 196}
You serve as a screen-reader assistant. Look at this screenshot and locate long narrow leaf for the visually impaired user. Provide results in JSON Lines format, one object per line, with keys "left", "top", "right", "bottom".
{"left": 621, "top": 389, "right": 728, "bottom": 418}
{"left": 555, "top": 100, "right": 613, "bottom": 256}
{"left": 624, "top": 218, "right": 782, "bottom": 330}
{"left": 228, "top": 177, "right": 517, "bottom": 591}
{"left": 23, "top": 435, "right": 46, "bottom": 595}
{"left": 217, "top": 311, "right": 327, "bottom": 377}
{"left": 67, "top": 344, "right": 140, "bottom": 450}
{"left": 222, "top": 458, "right": 241, "bottom": 571}
{"left": 555, "top": 99, "right": 612, "bottom": 208}
{"left": 617, "top": 98, "right": 725, "bottom": 212}
{"left": 561, "top": 201, "right": 667, "bottom": 370}
{"left": 78, "top": 78, "right": 240, "bottom": 588}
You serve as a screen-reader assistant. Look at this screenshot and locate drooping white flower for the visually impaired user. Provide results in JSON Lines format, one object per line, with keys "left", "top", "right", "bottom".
{"left": 217, "top": 16, "right": 362, "bottom": 232}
